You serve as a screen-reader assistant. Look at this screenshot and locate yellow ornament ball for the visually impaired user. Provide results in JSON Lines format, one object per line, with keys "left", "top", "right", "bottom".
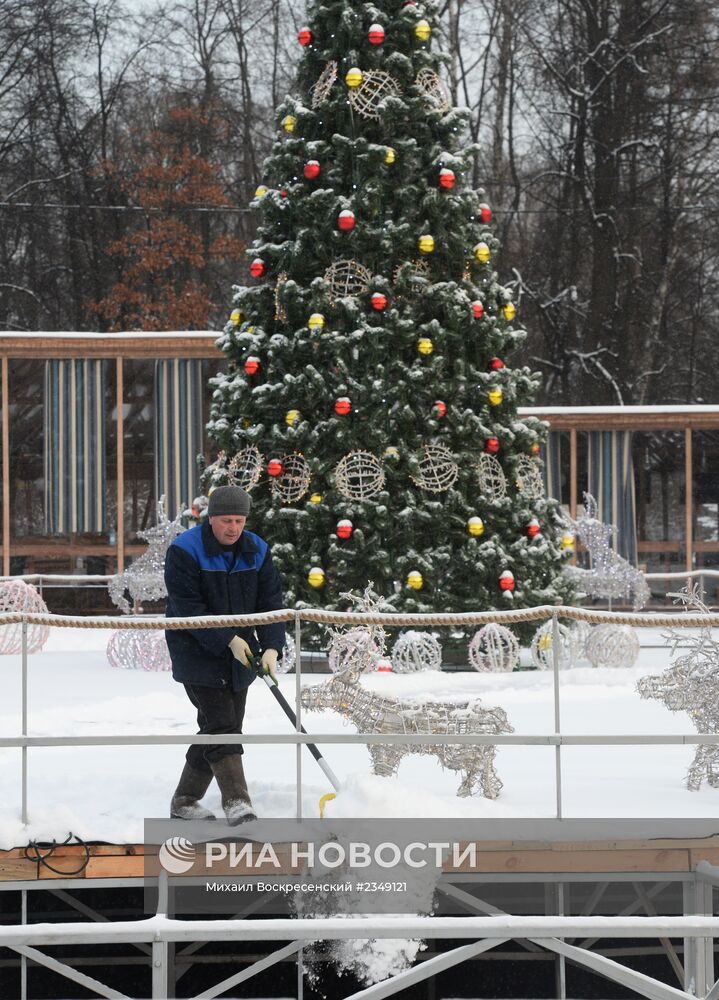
{"left": 467, "top": 516, "right": 485, "bottom": 537}
{"left": 282, "top": 115, "right": 297, "bottom": 133}
{"left": 285, "top": 409, "right": 300, "bottom": 427}
{"left": 384, "top": 446, "right": 400, "bottom": 461}
{"left": 417, "top": 338, "right": 434, "bottom": 356}
{"left": 538, "top": 633, "right": 552, "bottom": 652}
{"left": 407, "top": 570, "right": 424, "bottom": 590}
{"left": 560, "top": 532, "right": 575, "bottom": 551}
{"left": 418, "top": 234, "right": 435, "bottom": 254}
{"left": 345, "top": 67, "right": 364, "bottom": 88}
{"left": 384, "top": 147, "right": 396, "bottom": 165}
{"left": 503, "top": 302, "right": 516, "bottom": 321}
{"left": 308, "top": 313, "right": 325, "bottom": 331}
{"left": 473, "top": 241, "right": 491, "bottom": 263}
{"left": 254, "top": 185, "right": 268, "bottom": 198}
{"left": 310, "top": 493, "right": 323, "bottom": 505}
{"left": 230, "top": 309, "right": 242, "bottom": 326}
{"left": 308, "top": 567, "right": 326, "bottom": 589}
{"left": 414, "top": 19, "right": 431, "bottom": 41}
{"left": 487, "top": 387, "right": 503, "bottom": 406}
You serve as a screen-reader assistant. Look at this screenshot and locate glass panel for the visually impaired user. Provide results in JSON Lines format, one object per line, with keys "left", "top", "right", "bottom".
{"left": 9, "top": 359, "right": 46, "bottom": 540}
{"left": 123, "top": 359, "right": 155, "bottom": 542}
{"left": 634, "top": 431, "right": 686, "bottom": 582}
{"left": 692, "top": 430, "right": 719, "bottom": 606}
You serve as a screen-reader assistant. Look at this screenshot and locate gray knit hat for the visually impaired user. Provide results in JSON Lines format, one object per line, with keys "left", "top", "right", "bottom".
{"left": 207, "top": 485, "right": 251, "bottom": 518}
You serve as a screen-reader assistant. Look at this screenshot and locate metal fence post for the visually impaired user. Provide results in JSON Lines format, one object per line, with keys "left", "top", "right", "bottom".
{"left": 551, "top": 612, "right": 563, "bottom": 820}
{"left": 152, "top": 871, "right": 169, "bottom": 999}
{"left": 295, "top": 613, "right": 303, "bottom": 822}
{"left": 21, "top": 617, "right": 28, "bottom": 826}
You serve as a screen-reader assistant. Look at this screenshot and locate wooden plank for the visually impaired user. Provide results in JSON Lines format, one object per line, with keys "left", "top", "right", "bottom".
{"left": 690, "top": 848, "right": 719, "bottom": 868}
{"left": 446, "top": 849, "right": 691, "bottom": 874}
{"left": 0, "top": 857, "right": 38, "bottom": 881}
{"left": 84, "top": 856, "right": 146, "bottom": 879}
{"left": 0, "top": 335, "right": 222, "bottom": 360}
{"left": 116, "top": 356, "right": 124, "bottom": 573}
{"left": 2, "top": 355, "right": 9, "bottom": 577}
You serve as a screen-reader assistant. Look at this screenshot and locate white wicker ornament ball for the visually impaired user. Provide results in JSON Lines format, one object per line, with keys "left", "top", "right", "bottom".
{"left": 476, "top": 453, "right": 508, "bottom": 500}
{"left": 228, "top": 446, "right": 264, "bottom": 491}
{"left": 393, "top": 259, "right": 431, "bottom": 284}
{"left": 515, "top": 456, "right": 545, "bottom": 499}
{"left": 0, "top": 580, "right": 50, "bottom": 654}
{"left": 585, "top": 624, "right": 640, "bottom": 669}
{"left": 410, "top": 444, "right": 459, "bottom": 492}
{"left": 392, "top": 631, "right": 442, "bottom": 673}
{"left": 415, "top": 69, "right": 452, "bottom": 113}
{"left": 277, "top": 632, "right": 296, "bottom": 674}
{"left": 327, "top": 626, "right": 383, "bottom": 677}
{"left": 269, "top": 452, "right": 311, "bottom": 504}
{"left": 324, "top": 260, "right": 372, "bottom": 301}
{"left": 348, "top": 70, "right": 403, "bottom": 120}
{"left": 468, "top": 624, "right": 520, "bottom": 673}
{"left": 106, "top": 629, "right": 171, "bottom": 672}
{"left": 312, "top": 61, "right": 338, "bottom": 108}
{"left": 531, "top": 621, "right": 575, "bottom": 670}
{"left": 334, "top": 451, "right": 386, "bottom": 501}
{"left": 570, "top": 620, "right": 592, "bottom": 662}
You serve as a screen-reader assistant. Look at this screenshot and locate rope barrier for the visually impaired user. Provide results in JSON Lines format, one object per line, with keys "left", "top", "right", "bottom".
{"left": 2, "top": 604, "right": 719, "bottom": 630}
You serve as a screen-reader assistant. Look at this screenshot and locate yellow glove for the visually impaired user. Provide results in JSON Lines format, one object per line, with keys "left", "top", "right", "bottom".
{"left": 261, "top": 648, "right": 279, "bottom": 685}
{"left": 229, "top": 636, "right": 253, "bottom": 668}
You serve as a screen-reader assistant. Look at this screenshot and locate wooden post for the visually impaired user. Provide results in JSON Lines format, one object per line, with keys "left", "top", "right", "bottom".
{"left": 569, "top": 429, "right": 577, "bottom": 519}
{"left": 685, "top": 427, "right": 693, "bottom": 574}
{"left": 2, "top": 357, "right": 10, "bottom": 577}
{"left": 116, "top": 358, "right": 125, "bottom": 573}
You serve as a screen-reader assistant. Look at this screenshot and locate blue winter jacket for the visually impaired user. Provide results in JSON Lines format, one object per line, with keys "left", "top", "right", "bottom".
{"left": 164, "top": 521, "right": 285, "bottom": 690}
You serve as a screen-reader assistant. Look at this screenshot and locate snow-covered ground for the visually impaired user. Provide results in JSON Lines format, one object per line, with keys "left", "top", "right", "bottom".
{"left": 0, "top": 626, "right": 715, "bottom": 850}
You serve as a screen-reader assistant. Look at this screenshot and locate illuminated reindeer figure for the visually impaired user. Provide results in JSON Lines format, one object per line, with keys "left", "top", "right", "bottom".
{"left": 565, "top": 493, "right": 650, "bottom": 611}
{"left": 108, "top": 498, "right": 185, "bottom": 613}
{"left": 301, "top": 589, "right": 513, "bottom": 799}
{"left": 637, "top": 587, "right": 719, "bottom": 790}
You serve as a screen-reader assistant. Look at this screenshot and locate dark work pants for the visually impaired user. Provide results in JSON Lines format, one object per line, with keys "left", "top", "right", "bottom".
{"left": 184, "top": 683, "right": 248, "bottom": 773}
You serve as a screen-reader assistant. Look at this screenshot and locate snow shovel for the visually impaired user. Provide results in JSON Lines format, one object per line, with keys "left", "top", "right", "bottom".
{"left": 249, "top": 655, "right": 341, "bottom": 794}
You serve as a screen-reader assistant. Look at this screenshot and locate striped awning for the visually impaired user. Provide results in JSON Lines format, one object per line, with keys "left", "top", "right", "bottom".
{"left": 44, "top": 360, "right": 107, "bottom": 534}
{"left": 588, "top": 430, "right": 638, "bottom": 564}
{"left": 154, "top": 359, "right": 204, "bottom": 518}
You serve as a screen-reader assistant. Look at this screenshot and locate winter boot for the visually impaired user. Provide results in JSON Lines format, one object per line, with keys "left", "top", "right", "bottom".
{"left": 170, "top": 761, "right": 217, "bottom": 820}
{"left": 210, "top": 755, "right": 257, "bottom": 825}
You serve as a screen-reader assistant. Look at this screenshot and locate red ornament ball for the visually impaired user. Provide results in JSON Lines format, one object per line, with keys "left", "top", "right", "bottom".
{"left": 438, "top": 168, "right": 456, "bottom": 190}
{"left": 479, "top": 202, "right": 492, "bottom": 224}
{"left": 249, "top": 258, "right": 266, "bottom": 278}
{"left": 298, "top": 27, "right": 313, "bottom": 46}
{"left": 336, "top": 519, "right": 354, "bottom": 540}
{"left": 434, "top": 400, "right": 447, "bottom": 418}
{"left": 375, "top": 657, "right": 393, "bottom": 672}
{"left": 338, "top": 209, "right": 356, "bottom": 232}
{"left": 243, "top": 356, "right": 261, "bottom": 376}
{"left": 485, "top": 436, "right": 500, "bottom": 454}
{"left": 531, "top": 441, "right": 541, "bottom": 455}
{"left": 368, "top": 23, "right": 385, "bottom": 44}
{"left": 334, "top": 397, "right": 352, "bottom": 416}
{"left": 371, "top": 292, "right": 388, "bottom": 311}
{"left": 499, "top": 570, "right": 515, "bottom": 592}
{"left": 527, "top": 518, "right": 541, "bottom": 539}
{"left": 303, "top": 160, "right": 321, "bottom": 180}
{"left": 280, "top": 189, "right": 288, "bottom": 198}
{"left": 472, "top": 300, "right": 484, "bottom": 319}
{"left": 268, "top": 459, "right": 284, "bottom": 477}
{"left": 489, "top": 357, "right": 505, "bottom": 371}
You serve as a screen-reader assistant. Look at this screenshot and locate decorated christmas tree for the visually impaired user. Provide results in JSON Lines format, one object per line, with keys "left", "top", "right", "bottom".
{"left": 205, "top": 0, "right": 574, "bottom": 616}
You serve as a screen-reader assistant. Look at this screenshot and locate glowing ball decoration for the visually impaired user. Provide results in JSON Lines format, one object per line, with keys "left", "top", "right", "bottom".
{"left": 433, "top": 400, "right": 447, "bottom": 418}
{"left": 250, "top": 258, "right": 266, "bottom": 278}
{"left": 298, "top": 26, "right": 313, "bottom": 46}
{"left": 392, "top": 631, "right": 442, "bottom": 673}
{"left": 308, "top": 567, "right": 326, "bottom": 589}
{"left": 384, "top": 148, "right": 396, "bottom": 165}
{"left": 244, "top": 356, "right": 261, "bottom": 376}
{"left": 371, "top": 292, "right": 388, "bottom": 311}
{"left": 438, "top": 168, "right": 456, "bottom": 190}
{"left": 338, "top": 210, "right": 356, "bottom": 232}
{"left": 368, "top": 23, "right": 385, "bottom": 44}
{"left": 485, "top": 437, "right": 500, "bottom": 454}
{"left": 303, "top": 160, "right": 321, "bottom": 180}
{"left": 418, "top": 234, "right": 435, "bottom": 254}
{"left": 282, "top": 115, "right": 297, "bottom": 133}
{"left": 0, "top": 581, "right": 50, "bottom": 655}
{"left": 336, "top": 519, "right": 353, "bottom": 540}
{"left": 467, "top": 516, "right": 485, "bottom": 537}
{"left": 107, "top": 630, "right": 171, "bottom": 672}
{"left": 268, "top": 459, "right": 284, "bottom": 477}
{"left": 407, "top": 570, "right": 424, "bottom": 590}
{"left": 334, "top": 396, "right": 352, "bottom": 416}
{"left": 474, "top": 242, "right": 491, "bottom": 263}
{"left": 469, "top": 624, "right": 520, "bottom": 673}
{"left": 308, "top": 313, "right": 325, "bottom": 331}
{"left": 503, "top": 302, "right": 516, "bottom": 321}
{"left": 414, "top": 19, "right": 431, "bottom": 41}
{"left": 418, "top": 337, "right": 434, "bottom": 356}
{"left": 479, "top": 203, "right": 492, "bottom": 223}
{"left": 472, "top": 301, "right": 484, "bottom": 319}
{"left": 499, "top": 570, "right": 515, "bottom": 594}
{"left": 487, "top": 388, "right": 503, "bottom": 407}
{"left": 345, "top": 67, "right": 363, "bottom": 88}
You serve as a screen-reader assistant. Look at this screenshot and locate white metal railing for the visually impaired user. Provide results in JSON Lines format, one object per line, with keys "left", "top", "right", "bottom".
{"left": 2, "top": 605, "right": 719, "bottom": 825}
